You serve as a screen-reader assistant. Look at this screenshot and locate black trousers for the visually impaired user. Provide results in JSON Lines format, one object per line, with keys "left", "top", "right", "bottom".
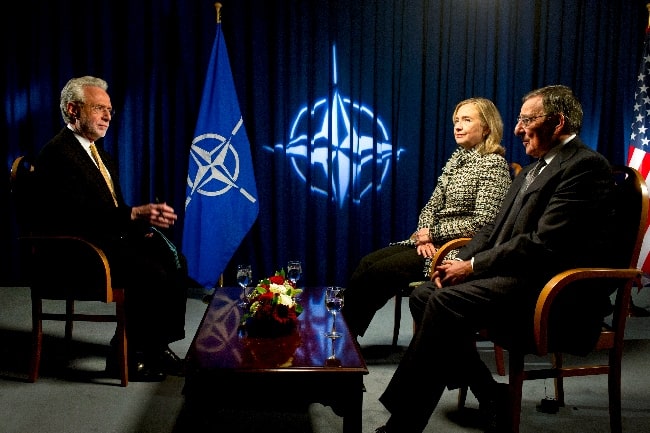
{"left": 378, "top": 279, "right": 513, "bottom": 432}
{"left": 343, "top": 244, "right": 426, "bottom": 337}
{"left": 111, "top": 231, "right": 188, "bottom": 354}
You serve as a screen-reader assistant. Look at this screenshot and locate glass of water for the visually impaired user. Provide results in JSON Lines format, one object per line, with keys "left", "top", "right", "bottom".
{"left": 287, "top": 260, "right": 302, "bottom": 286}
{"left": 324, "top": 286, "right": 345, "bottom": 339}
{"left": 236, "top": 264, "right": 252, "bottom": 308}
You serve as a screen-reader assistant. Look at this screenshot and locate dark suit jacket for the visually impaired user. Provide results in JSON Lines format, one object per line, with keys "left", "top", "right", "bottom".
{"left": 456, "top": 136, "right": 615, "bottom": 354}
{"left": 34, "top": 127, "right": 142, "bottom": 252}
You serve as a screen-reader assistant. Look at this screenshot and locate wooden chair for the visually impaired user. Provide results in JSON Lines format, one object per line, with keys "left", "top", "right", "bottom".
{"left": 436, "top": 165, "right": 646, "bottom": 433}
{"left": 505, "top": 165, "right": 647, "bottom": 433}
{"left": 10, "top": 156, "right": 128, "bottom": 386}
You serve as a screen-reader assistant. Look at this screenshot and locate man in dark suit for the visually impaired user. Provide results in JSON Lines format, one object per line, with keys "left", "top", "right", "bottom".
{"left": 374, "top": 85, "right": 616, "bottom": 433}
{"left": 34, "top": 76, "right": 187, "bottom": 382}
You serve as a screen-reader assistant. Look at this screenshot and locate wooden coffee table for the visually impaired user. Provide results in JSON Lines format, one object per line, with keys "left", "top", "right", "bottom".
{"left": 183, "top": 286, "right": 369, "bottom": 433}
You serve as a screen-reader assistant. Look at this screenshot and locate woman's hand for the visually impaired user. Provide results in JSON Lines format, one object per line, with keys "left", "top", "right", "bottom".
{"left": 416, "top": 242, "right": 436, "bottom": 258}
{"left": 413, "top": 228, "right": 436, "bottom": 258}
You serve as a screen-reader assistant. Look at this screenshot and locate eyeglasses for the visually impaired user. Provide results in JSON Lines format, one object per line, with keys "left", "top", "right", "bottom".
{"left": 78, "top": 102, "right": 115, "bottom": 116}
{"left": 516, "top": 114, "right": 548, "bottom": 127}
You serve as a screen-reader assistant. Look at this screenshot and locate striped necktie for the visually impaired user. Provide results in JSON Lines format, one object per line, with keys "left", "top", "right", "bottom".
{"left": 522, "top": 159, "right": 547, "bottom": 191}
{"left": 89, "top": 143, "right": 118, "bottom": 207}
{"left": 494, "top": 159, "right": 547, "bottom": 245}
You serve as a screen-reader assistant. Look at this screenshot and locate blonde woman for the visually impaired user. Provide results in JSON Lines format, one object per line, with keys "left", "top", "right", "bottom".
{"left": 344, "top": 97, "right": 512, "bottom": 338}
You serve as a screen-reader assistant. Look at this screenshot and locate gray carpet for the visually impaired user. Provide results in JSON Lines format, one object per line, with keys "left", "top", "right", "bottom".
{"left": 1, "top": 285, "right": 649, "bottom": 433}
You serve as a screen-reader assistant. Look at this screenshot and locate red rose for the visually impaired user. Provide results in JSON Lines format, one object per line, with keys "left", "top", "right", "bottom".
{"left": 268, "top": 275, "right": 285, "bottom": 285}
{"left": 257, "top": 291, "right": 275, "bottom": 302}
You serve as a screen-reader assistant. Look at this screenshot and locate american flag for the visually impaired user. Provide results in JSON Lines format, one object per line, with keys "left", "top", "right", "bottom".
{"left": 627, "top": 23, "right": 650, "bottom": 275}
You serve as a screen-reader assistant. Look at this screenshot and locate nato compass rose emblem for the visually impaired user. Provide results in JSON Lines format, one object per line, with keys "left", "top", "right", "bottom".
{"left": 185, "top": 116, "right": 257, "bottom": 208}
{"left": 268, "top": 45, "right": 402, "bottom": 207}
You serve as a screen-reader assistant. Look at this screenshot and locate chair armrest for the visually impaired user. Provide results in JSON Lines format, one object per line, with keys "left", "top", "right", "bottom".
{"left": 429, "top": 238, "right": 472, "bottom": 279}
{"left": 533, "top": 267, "right": 642, "bottom": 355}
{"left": 19, "top": 235, "right": 115, "bottom": 302}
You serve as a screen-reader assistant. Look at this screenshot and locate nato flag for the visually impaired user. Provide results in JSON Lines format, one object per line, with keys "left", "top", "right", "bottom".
{"left": 182, "top": 23, "right": 258, "bottom": 288}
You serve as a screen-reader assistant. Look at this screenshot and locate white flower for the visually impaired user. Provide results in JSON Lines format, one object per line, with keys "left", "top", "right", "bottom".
{"left": 268, "top": 282, "right": 290, "bottom": 295}
{"left": 276, "top": 292, "right": 295, "bottom": 307}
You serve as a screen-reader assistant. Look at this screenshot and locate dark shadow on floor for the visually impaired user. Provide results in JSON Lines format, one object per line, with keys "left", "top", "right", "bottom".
{"left": 172, "top": 393, "right": 315, "bottom": 433}
{"left": 0, "top": 327, "right": 116, "bottom": 385}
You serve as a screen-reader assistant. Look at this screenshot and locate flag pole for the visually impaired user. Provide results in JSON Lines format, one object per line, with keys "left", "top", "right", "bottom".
{"left": 215, "top": 2, "right": 222, "bottom": 24}
{"left": 214, "top": 2, "right": 225, "bottom": 291}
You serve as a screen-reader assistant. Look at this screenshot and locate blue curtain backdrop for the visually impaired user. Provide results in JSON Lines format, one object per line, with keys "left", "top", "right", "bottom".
{"left": 2, "top": 0, "right": 647, "bottom": 287}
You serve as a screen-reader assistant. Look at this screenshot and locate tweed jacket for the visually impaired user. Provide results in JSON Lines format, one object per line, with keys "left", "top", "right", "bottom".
{"left": 393, "top": 146, "right": 511, "bottom": 276}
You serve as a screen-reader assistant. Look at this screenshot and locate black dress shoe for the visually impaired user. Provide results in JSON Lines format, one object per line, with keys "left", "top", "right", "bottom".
{"left": 106, "top": 354, "right": 166, "bottom": 382}
{"left": 129, "top": 360, "right": 167, "bottom": 382}
{"left": 446, "top": 406, "right": 487, "bottom": 429}
{"left": 159, "top": 346, "right": 185, "bottom": 376}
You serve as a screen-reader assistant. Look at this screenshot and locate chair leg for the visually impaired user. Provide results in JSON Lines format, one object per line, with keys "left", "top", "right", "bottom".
{"left": 608, "top": 349, "right": 623, "bottom": 433}
{"left": 392, "top": 293, "right": 402, "bottom": 347}
{"left": 65, "top": 299, "right": 74, "bottom": 341}
{"left": 29, "top": 294, "right": 43, "bottom": 383}
{"left": 508, "top": 351, "right": 525, "bottom": 433}
{"left": 114, "top": 289, "right": 128, "bottom": 387}
{"left": 552, "top": 353, "right": 565, "bottom": 406}
{"left": 494, "top": 344, "right": 506, "bottom": 376}
{"left": 457, "top": 386, "right": 469, "bottom": 408}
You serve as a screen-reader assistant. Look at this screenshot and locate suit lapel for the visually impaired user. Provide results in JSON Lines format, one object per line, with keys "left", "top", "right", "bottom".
{"left": 489, "top": 164, "right": 534, "bottom": 236}
{"left": 489, "top": 138, "right": 584, "bottom": 243}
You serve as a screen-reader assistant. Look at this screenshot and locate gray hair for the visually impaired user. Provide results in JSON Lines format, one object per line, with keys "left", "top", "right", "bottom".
{"left": 522, "top": 85, "right": 583, "bottom": 134}
{"left": 59, "top": 76, "right": 108, "bottom": 124}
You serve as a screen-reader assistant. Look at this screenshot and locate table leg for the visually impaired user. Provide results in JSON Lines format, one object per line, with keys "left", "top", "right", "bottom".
{"left": 342, "top": 376, "right": 364, "bottom": 433}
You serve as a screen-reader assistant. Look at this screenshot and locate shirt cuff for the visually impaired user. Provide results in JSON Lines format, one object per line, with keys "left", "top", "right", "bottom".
{"left": 455, "top": 256, "right": 474, "bottom": 270}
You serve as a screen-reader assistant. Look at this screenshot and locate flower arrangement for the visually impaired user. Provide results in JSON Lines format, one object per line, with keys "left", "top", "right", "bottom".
{"left": 242, "top": 269, "right": 303, "bottom": 337}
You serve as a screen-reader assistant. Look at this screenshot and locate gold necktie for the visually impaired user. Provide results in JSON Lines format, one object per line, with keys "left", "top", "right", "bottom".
{"left": 89, "top": 143, "right": 118, "bottom": 207}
